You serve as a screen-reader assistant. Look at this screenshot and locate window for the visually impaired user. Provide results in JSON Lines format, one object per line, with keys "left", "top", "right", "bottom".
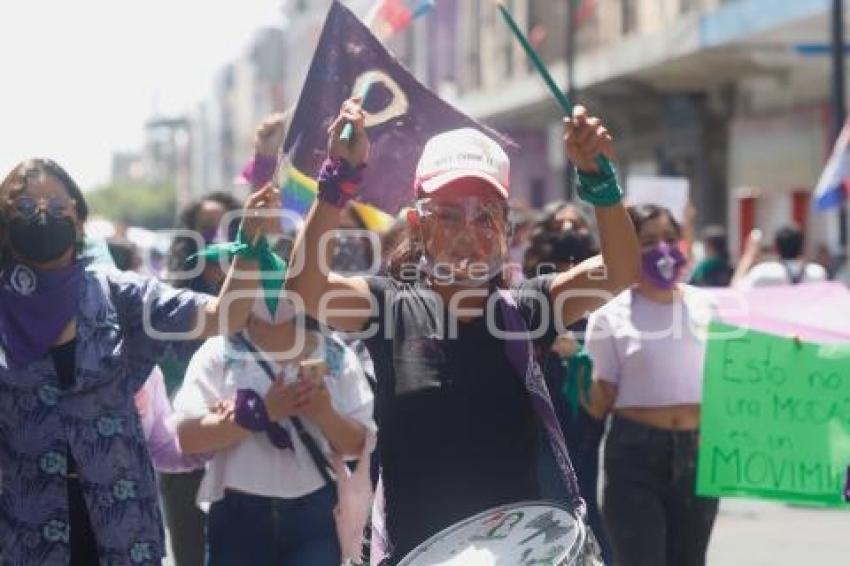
{"left": 621, "top": 0, "right": 637, "bottom": 35}
{"left": 680, "top": 0, "right": 699, "bottom": 14}
{"left": 503, "top": 0, "right": 515, "bottom": 77}
{"left": 468, "top": 0, "right": 482, "bottom": 88}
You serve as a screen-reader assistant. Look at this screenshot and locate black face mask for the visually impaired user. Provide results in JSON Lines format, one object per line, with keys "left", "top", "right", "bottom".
{"left": 9, "top": 215, "right": 77, "bottom": 264}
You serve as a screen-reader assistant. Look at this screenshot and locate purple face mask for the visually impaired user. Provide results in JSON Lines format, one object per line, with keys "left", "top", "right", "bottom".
{"left": 641, "top": 242, "right": 686, "bottom": 289}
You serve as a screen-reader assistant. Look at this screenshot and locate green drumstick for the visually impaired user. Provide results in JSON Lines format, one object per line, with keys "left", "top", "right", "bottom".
{"left": 493, "top": 0, "right": 613, "bottom": 176}
{"left": 339, "top": 81, "right": 374, "bottom": 142}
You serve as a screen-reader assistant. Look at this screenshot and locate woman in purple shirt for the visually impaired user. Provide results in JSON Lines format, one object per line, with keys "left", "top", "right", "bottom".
{"left": 0, "top": 158, "right": 278, "bottom": 565}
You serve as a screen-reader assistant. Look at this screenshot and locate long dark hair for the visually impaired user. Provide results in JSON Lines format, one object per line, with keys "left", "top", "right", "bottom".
{"left": 701, "top": 224, "right": 730, "bottom": 260}
{"left": 0, "top": 158, "right": 89, "bottom": 264}
{"left": 384, "top": 221, "right": 424, "bottom": 283}
{"left": 165, "top": 192, "right": 241, "bottom": 291}
{"left": 626, "top": 203, "right": 681, "bottom": 239}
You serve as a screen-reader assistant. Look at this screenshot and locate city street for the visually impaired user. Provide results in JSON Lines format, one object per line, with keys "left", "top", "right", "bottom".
{"left": 163, "top": 497, "right": 850, "bottom": 565}
{"left": 709, "top": 498, "right": 850, "bottom": 565}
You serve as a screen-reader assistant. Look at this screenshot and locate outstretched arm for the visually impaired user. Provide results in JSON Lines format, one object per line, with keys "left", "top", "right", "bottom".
{"left": 549, "top": 105, "right": 640, "bottom": 328}
{"left": 193, "top": 184, "right": 283, "bottom": 338}
{"left": 286, "top": 98, "right": 373, "bottom": 332}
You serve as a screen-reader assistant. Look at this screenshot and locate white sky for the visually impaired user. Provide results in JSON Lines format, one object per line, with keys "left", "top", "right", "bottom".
{"left": 0, "top": 0, "right": 285, "bottom": 190}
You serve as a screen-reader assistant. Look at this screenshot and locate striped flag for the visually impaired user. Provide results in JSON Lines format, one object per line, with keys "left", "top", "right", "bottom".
{"left": 574, "top": 0, "right": 597, "bottom": 27}
{"left": 813, "top": 120, "right": 850, "bottom": 211}
{"left": 366, "top": 0, "right": 435, "bottom": 41}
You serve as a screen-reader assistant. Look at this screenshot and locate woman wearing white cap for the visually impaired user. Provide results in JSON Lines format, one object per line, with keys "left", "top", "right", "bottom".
{"left": 287, "top": 98, "right": 640, "bottom": 563}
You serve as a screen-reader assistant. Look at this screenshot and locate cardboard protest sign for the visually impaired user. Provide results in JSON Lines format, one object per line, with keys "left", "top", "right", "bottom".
{"left": 625, "top": 176, "right": 690, "bottom": 223}
{"left": 697, "top": 321, "right": 850, "bottom": 507}
{"left": 707, "top": 282, "right": 850, "bottom": 344}
{"left": 282, "top": 0, "right": 513, "bottom": 216}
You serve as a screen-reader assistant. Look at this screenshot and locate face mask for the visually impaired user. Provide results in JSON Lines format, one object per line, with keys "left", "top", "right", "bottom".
{"left": 641, "top": 242, "right": 686, "bottom": 290}
{"left": 9, "top": 215, "right": 77, "bottom": 264}
{"left": 416, "top": 197, "right": 509, "bottom": 286}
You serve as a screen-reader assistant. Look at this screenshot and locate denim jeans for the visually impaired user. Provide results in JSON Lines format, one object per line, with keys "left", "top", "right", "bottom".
{"left": 206, "top": 485, "right": 340, "bottom": 566}
{"left": 603, "top": 416, "right": 719, "bottom": 566}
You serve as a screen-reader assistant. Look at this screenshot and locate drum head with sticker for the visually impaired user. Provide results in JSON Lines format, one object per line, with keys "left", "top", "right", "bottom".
{"left": 398, "top": 501, "right": 584, "bottom": 566}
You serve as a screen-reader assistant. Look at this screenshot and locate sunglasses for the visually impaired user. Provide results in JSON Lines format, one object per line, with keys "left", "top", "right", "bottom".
{"left": 9, "top": 194, "right": 76, "bottom": 221}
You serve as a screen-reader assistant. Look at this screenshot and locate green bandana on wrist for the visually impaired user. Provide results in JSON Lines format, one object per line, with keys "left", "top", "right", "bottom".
{"left": 560, "top": 347, "right": 594, "bottom": 419}
{"left": 576, "top": 156, "right": 623, "bottom": 207}
{"left": 191, "top": 228, "right": 288, "bottom": 317}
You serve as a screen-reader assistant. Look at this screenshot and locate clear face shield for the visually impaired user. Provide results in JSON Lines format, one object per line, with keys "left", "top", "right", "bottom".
{"left": 414, "top": 196, "right": 510, "bottom": 286}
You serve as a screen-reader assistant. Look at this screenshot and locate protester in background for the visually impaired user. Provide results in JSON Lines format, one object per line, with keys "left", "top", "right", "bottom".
{"left": 813, "top": 242, "right": 838, "bottom": 279}
{"left": 522, "top": 221, "right": 613, "bottom": 563}
{"left": 173, "top": 299, "right": 374, "bottom": 566}
{"left": 287, "top": 98, "right": 639, "bottom": 563}
{"left": 734, "top": 224, "right": 827, "bottom": 289}
{"left": 0, "top": 158, "right": 278, "bottom": 564}
{"left": 689, "top": 224, "right": 733, "bottom": 287}
{"left": 158, "top": 191, "right": 242, "bottom": 566}
{"left": 106, "top": 236, "right": 142, "bottom": 272}
{"left": 166, "top": 192, "right": 242, "bottom": 294}
{"left": 585, "top": 204, "right": 718, "bottom": 566}
{"left": 331, "top": 203, "right": 377, "bottom": 274}
{"left": 524, "top": 201, "right": 594, "bottom": 279}
{"left": 540, "top": 200, "right": 593, "bottom": 234}
{"left": 157, "top": 113, "right": 287, "bottom": 566}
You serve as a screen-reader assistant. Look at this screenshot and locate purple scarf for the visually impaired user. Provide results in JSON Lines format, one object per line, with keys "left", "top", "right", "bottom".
{"left": 0, "top": 262, "right": 84, "bottom": 368}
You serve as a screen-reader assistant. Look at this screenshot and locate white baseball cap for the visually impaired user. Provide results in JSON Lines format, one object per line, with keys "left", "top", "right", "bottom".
{"left": 414, "top": 128, "right": 510, "bottom": 199}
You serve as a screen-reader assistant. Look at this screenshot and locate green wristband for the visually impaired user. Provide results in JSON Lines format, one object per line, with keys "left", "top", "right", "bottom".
{"left": 191, "top": 228, "right": 288, "bottom": 317}
{"left": 576, "top": 159, "right": 623, "bottom": 207}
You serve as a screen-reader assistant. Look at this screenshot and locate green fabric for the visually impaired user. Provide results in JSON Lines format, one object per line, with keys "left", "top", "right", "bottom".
{"left": 190, "top": 228, "right": 288, "bottom": 317}
{"left": 690, "top": 256, "right": 723, "bottom": 281}
{"left": 576, "top": 158, "right": 623, "bottom": 207}
{"left": 159, "top": 353, "right": 191, "bottom": 397}
{"left": 689, "top": 256, "right": 732, "bottom": 287}
{"left": 560, "top": 347, "right": 593, "bottom": 418}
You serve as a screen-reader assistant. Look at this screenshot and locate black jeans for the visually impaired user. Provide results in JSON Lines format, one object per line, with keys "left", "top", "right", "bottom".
{"left": 603, "top": 416, "right": 718, "bottom": 566}
{"left": 68, "top": 477, "right": 99, "bottom": 566}
{"left": 159, "top": 470, "right": 206, "bottom": 566}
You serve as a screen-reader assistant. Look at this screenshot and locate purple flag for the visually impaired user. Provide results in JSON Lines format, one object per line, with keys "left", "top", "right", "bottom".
{"left": 283, "top": 0, "right": 514, "bottom": 215}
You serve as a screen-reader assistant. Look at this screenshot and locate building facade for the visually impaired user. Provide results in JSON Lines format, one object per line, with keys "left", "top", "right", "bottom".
{"left": 403, "top": 0, "right": 845, "bottom": 256}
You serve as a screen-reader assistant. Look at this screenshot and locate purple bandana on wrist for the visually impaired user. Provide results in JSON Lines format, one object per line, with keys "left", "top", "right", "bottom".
{"left": 233, "top": 389, "right": 294, "bottom": 450}
{"left": 317, "top": 157, "right": 365, "bottom": 208}
{"left": 266, "top": 422, "right": 294, "bottom": 450}
{"left": 0, "top": 261, "right": 84, "bottom": 369}
{"left": 234, "top": 389, "right": 270, "bottom": 431}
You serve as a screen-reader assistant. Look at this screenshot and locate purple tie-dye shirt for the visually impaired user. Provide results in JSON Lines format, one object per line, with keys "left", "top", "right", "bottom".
{"left": 0, "top": 265, "right": 210, "bottom": 565}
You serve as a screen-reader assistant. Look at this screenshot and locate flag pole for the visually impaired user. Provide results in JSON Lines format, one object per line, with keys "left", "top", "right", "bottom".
{"left": 831, "top": 0, "right": 848, "bottom": 258}
{"left": 564, "top": 0, "right": 577, "bottom": 201}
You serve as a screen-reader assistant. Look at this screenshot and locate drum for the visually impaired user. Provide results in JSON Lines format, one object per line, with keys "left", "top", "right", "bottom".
{"left": 398, "top": 501, "right": 598, "bottom": 566}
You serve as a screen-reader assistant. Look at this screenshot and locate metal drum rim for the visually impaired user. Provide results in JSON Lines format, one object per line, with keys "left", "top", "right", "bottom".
{"left": 397, "top": 499, "right": 588, "bottom": 566}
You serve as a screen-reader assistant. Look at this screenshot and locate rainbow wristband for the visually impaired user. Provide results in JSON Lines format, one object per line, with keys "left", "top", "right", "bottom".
{"left": 317, "top": 157, "right": 365, "bottom": 208}
{"left": 576, "top": 164, "right": 623, "bottom": 207}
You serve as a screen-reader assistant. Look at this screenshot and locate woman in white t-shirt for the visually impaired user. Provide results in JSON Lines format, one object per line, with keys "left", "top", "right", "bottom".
{"left": 584, "top": 204, "right": 718, "bottom": 566}
{"left": 172, "top": 300, "right": 375, "bottom": 566}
